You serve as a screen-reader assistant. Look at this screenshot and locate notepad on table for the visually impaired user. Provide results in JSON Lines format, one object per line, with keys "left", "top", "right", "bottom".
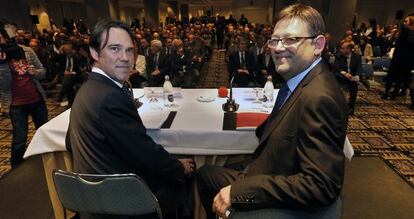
{"left": 236, "top": 112, "right": 269, "bottom": 130}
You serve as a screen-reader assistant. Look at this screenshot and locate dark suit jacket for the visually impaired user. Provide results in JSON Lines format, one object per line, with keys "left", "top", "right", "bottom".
{"left": 66, "top": 72, "right": 185, "bottom": 188}
{"left": 256, "top": 53, "right": 280, "bottom": 86}
{"left": 146, "top": 52, "right": 170, "bottom": 86}
{"left": 333, "top": 52, "right": 362, "bottom": 81}
{"left": 170, "top": 52, "right": 192, "bottom": 76}
{"left": 56, "top": 54, "right": 83, "bottom": 83}
{"left": 230, "top": 63, "right": 348, "bottom": 209}
{"left": 228, "top": 50, "right": 256, "bottom": 87}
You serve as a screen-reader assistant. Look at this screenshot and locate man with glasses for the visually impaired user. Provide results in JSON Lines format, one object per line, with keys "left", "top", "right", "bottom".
{"left": 197, "top": 4, "right": 348, "bottom": 219}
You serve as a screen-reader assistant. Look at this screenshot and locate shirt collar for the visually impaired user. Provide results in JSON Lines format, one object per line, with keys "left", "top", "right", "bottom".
{"left": 92, "top": 67, "right": 123, "bottom": 88}
{"left": 286, "top": 57, "right": 321, "bottom": 93}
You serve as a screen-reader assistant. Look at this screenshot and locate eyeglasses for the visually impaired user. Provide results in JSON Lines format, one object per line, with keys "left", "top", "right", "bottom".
{"left": 267, "top": 36, "right": 316, "bottom": 47}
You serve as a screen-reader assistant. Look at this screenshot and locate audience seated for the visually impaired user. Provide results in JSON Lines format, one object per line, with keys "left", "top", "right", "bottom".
{"left": 170, "top": 39, "right": 194, "bottom": 88}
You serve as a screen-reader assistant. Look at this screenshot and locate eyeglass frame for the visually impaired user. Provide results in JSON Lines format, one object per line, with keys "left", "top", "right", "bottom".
{"left": 267, "top": 36, "right": 317, "bottom": 48}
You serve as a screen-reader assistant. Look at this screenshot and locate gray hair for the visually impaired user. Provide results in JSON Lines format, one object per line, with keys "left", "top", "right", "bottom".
{"left": 151, "top": 39, "right": 163, "bottom": 48}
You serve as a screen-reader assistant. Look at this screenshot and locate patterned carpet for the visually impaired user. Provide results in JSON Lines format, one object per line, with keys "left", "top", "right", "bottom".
{"left": 0, "top": 50, "right": 413, "bottom": 189}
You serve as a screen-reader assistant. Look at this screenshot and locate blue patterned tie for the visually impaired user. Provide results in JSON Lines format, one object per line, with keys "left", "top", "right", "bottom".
{"left": 267, "top": 83, "right": 290, "bottom": 123}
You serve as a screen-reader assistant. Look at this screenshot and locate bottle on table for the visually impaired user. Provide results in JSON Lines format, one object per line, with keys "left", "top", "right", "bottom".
{"left": 163, "top": 75, "right": 174, "bottom": 107}
{"left": 263, "top": 76, "right": 274, "bottom": 108}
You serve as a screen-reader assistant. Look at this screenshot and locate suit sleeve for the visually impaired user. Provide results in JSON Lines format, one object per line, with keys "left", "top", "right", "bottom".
{"left": 333, "top": 56, "right": 347, "bottom": 80}
{"left": 231, "top": 94, "right": 346, "bottom": 209}
{"left": 100, "top": 92, "right": 185, "bottom": 183}
{"left": 227, "top": 53, "right": 237, "bottom": 77}
{"left": 354, "top": 55, "right": 363, "bottom": 76}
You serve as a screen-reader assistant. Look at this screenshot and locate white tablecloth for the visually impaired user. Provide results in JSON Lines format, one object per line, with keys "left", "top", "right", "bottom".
{"left": 24, "top": 88, "right": 353, "bottom": 159}
{"left": 24, "top": 88, "right": 278, "bottom": 158}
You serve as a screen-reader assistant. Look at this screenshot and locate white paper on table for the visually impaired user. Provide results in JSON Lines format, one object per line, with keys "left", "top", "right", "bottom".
{"left": 139, "top": 111, "right": 170, "bottom": 129}
{"left": 171, "top": 111, "right": 223, "bottom": 130}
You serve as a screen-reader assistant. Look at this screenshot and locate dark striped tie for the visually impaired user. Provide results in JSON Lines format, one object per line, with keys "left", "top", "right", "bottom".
{"left": 266, "top": 83, "right": 290, "bottom": 125}
{"left": 121, "top": 84, "right": 133, "bottom": 100}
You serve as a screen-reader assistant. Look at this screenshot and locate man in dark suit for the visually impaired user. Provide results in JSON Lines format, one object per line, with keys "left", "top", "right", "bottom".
{"left": 256, "top": 45, "right": 282, "bottom": 87}
{"left": 146, "top": 39, "right": 170, "bottom": 86}
{"left": 66, "top": 19, "right": 194, "bottom": 218}
{"left": 227, "top": 37, "right": 256, "bottom": 87}
{"left": 333, "top": 41, "right": 362, "bottom": 115}
{"left": 170, "top": 39, "right": 194, "bottom": 88}
{"left": 197, "top": 4, "right": 348, "bottom": 219}
{"left": 56, "top": 43, "right": 83, "bottom": 107}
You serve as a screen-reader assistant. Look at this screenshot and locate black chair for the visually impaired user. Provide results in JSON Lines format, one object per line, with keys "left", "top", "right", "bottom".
{"left": 229, "top": 197, "right": 342, "bottom": 219}
{"left": 52, "top": 169, "right": 162, "bottom": 219}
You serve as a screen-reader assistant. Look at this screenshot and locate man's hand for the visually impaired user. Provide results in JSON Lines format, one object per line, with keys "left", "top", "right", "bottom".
{"left": 344, "top": 72, "right": 353, "bottom": 80}
{"left": 64, "top": 70, "right": 76, "bottom": 76}
{"left": 237, "top": 69, "right": 249, "bottom": 75}
{"left": 261, "top": 69, "right": 268, "bottom": 75}
{"left": 129, "top": 69, "right": 138, "bottom": 75}
{"left": 151, "top": 69, "right": 161, "bottom": 76}
{"left": 0, "top": 52, "right": 6, "bottom": 61}
{"left": 178, "top": 158, "right": 195, "bottom": 176}
{"left": 27, "top": 65, "right": 36, "bottom": 75}
{"left": 213, "top": 185, "right": 232, "bottom": 219}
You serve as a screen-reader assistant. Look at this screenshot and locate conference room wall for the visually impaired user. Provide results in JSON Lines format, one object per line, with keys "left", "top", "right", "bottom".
{"left": 0, "top": 0, "right": 33, "bottom": 31}
{"left": 356, "top": 0, "right": 414, "bottom": 27}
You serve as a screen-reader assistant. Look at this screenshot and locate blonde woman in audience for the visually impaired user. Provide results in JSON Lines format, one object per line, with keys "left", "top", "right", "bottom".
{"left": 355, "top": 36, "right": 373, "bottom": 63}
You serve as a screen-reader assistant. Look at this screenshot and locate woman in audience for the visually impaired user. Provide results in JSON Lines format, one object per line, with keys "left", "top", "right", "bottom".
{"left": 5, "top": 44, "right": 48, "bottom": 168}
{"left": 356, "top": 36, "right": 373, "bottom": 63}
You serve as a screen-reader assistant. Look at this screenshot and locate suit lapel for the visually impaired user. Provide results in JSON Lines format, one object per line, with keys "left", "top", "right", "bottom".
{"left": 258, "top": 63, "right": 324, "bottom": 145}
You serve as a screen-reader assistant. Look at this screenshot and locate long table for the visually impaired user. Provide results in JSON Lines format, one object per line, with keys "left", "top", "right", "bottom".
{"left": 24, "top": 88, "right": 353, "bottom": 219}
{"left": 25, "top": 88, "right": 275, "bottom": 158}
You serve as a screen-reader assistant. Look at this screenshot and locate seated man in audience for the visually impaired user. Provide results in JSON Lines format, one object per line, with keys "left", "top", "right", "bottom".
{"left": 66, "top": 19, "right": 194, "bottom": 218}
{"left": 255, "top": 44, "right": 281, "bottom": 87}
{"left": 128, "top": 49, "right": 146, "bottom": 88}
{"left": 227, "top": 37, "right": 256, "bottom": 87}
{"left": 146, "top": 39, "right": 170, "bottom": 86}
{"left": 197, "top": 4, "right": 348, "bottom": 219}
{"left": 333, "top": 40, "right": 362, "bottom": 115}
{"left": 139, "top": 38, "right": 150, "bottom": 58}
{"left": 170, "top": 39, "right": 193, "bottom": 88}
{"left": 249, "top": 34, "right": 266, "bottom": 64}
{"left": 188, "top": 34, "right": 205, "bottom": 81}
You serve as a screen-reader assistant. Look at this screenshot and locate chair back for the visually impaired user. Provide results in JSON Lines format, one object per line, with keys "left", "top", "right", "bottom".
{"left": 373, "top": 57, "right": 391, "bottom": 70}
{"left": 229, "top": 197, "right": 342, "bottom": 219}
{"left": 372, "top": 46, "right": 381, "bottom": 57}
{"left": 361, "top": 64, "right": 374, "bottom": 77}
{"left": 52, "top": 169, "right": 162, "bottom": 218}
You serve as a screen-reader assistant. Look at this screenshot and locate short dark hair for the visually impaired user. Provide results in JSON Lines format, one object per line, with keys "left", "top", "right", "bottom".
{"left": 277, "top": 4, "right": 325, "bottom": 36}
{"left": 89, "top": 19, "right": 134, "bottom": 54}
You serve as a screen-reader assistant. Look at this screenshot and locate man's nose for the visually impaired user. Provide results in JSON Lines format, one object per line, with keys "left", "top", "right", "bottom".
{"left": 120, "top": 50, "right": 129, "bottom": 61}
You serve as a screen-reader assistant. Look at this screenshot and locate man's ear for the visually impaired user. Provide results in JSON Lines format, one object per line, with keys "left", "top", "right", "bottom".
{"left": 313, "top": 35, "right": 326, "bottom": 56}
{"left": 90, "top": 47, "right": 99, "bottom": 62}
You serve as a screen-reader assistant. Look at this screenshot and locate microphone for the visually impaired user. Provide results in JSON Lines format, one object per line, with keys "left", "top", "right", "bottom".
{"left": 222, "top": 76, "right": 239, "bottom": 112}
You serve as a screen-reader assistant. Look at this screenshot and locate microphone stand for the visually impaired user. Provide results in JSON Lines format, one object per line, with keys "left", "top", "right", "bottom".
{"left": 222, "top": 76, "right": 239, "bottom": 112}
